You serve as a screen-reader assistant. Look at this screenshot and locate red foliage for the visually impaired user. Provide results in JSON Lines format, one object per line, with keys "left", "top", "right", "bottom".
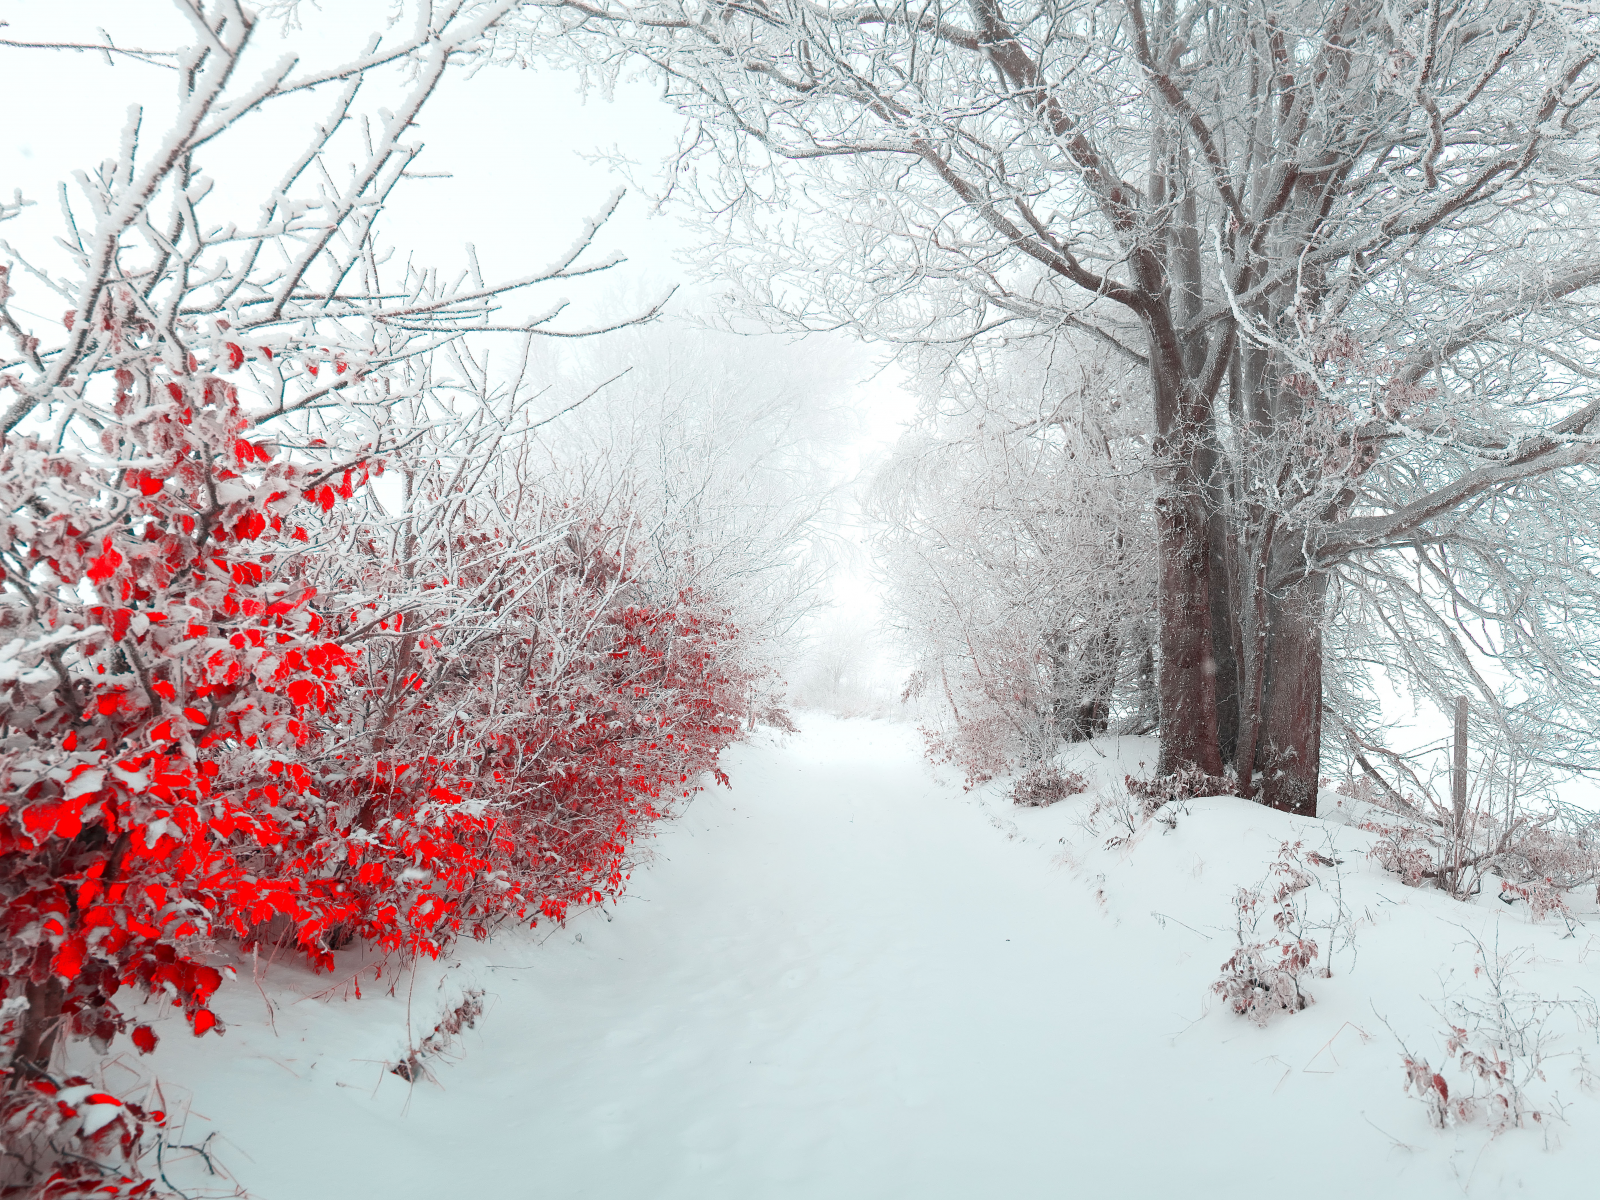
{"left": 0, "top": 369, "right": 360, "bottom": 1051}
{"left": 1, "top": 342, "right": 752, "bottom": 1095}
{"left": 1213, "top": 842, "right": 1318, "bottom": 1024}
{"left": 0, "top": 1069, "right": 164, "bottom": 1197}
{"left": 1010, "top": 762, "right": 1089, "bottom": 808}
{"left": 293, "top": 509, "right": 752, "bottom": 956}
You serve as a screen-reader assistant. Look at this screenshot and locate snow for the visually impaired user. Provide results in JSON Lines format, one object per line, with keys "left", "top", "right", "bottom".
{"left": 87, "top": 717, "right": 1600, "bottom": 1197}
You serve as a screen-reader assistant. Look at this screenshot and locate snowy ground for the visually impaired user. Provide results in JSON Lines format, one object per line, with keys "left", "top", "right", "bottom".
{"left": 81, "top": 716, "right": 1600, "bottom": 1198}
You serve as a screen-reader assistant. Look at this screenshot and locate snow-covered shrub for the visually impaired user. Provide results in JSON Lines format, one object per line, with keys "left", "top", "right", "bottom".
{"left": 1394, "top": 937, "right": 1585, "bottom": 1134}
{"left": 0, "top": 383, "right": 369, "bottom": 1064}
{"left": 1357, "top": 788, "right": 1599, "bottom": 908}
{"left": 293, "top": 476, "right": 754, "bottom": 953}
{"left": 0, "top": 1068, "right": 168, "bottom": 1197}
{"left": 755, "top": 705, "right": 800, "bottom": 734}
{"left": 1125, "top": 765, "right": 1234, "bottom": 806}
{"left": 1364, "top": 819, "right": 1436, "bottom": 889}
{"left": 1498, "top": 879, "right": 1573, "bottom": 925}
{"left": 1083, "top": 776, "right": 1192, "bottom": 848}
{"left": 1010, "top": 763, "right": 1088, "bottom": 808}
{"left": 916, "top": 708, "right": 1015, "bottom": 790}
{"left": 1213, "top": 843, "right": 1318, "bottom": 1025}
{"left": 391, "top": 988, "right": 487, "bottom": 1084}
{"left": 1084, "top": 765, "right": 1234, "bottom": 846}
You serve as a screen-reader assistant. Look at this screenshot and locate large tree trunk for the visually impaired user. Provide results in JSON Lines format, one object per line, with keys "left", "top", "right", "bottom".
{"left": 1147, "top": 136, "right": 1224, "bottom": 779}
{"left": 1154, "top": 489, "right": 1224, "bottom": 776}
{"left": 1257, "top": 557, "right": 1328, "bottom": 816}
{"left": 1204, "top": 486, "right": 1241, "bottom": 764}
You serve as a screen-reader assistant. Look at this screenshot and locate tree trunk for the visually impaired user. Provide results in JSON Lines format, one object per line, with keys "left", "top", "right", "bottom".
{"left": 1053, "top": 626, "right": 1117, "bottom": 742}
{"left": 1258, "top": 563, "right": 1328, "bottom": 816}
{"left": 1154, "top": 489, "right": 1224, "bottom": 776}
{"left": 1144, "top": 159, "right": 1225, "bottom": 779}
{"left": 1205, "top": 501, "right": 1241, "bottom": 764}
{"left": 12, "top": 976, "right": 65, "bottom": 1080}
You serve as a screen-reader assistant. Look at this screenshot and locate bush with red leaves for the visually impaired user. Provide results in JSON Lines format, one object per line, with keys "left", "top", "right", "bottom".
{"left": 1213, "top": 842, "right": 1318, "bottom": 1025}
{"left": 0, "top": 1069, "right": 166, "bottom": 1197}
{"left": 0, "top": 363, "right": 368, "bottom": 1069}
{"left": 0, "top": 325, "right": 754, "bottom": 1197}
{"left": 1010, "top": 763, "right": 1089, "bottom": 808}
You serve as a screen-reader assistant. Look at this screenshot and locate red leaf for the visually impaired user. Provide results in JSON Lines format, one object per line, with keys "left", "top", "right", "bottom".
{"left": 128, "top": 469, "right": 164, "bottom": 496}
{"left": 87, "top": 540, "right": 124, "bottom": 584}
{"left": 191, "top": 1009, "right": 219, "bottom": 1036}
{"left": 131, "top": 1025, "right": 158, "bottom": 1055}
{"left": 52, "top": 937, "right": 86, "bottom": 980}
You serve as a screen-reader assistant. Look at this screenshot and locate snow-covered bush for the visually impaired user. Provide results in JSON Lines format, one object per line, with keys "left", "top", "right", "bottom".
{"left": 0, "top": 383, "right": 367, "bottom": 1061}
{"left": 391, "top": 988, "right": 487, "bottom": 1085}
{"left": 1394, "top": 937, "right": 1589, "bottom": 1135}
{"left": 0, "top": 1069, "right": 168, "bottom": 1199}
{"left": 1213, "top": 843, "right": 1318, "bottom": 1025}
{"left": 0, "top": 6, "right": 770, "bottom": 1194}
{"left": 1010, "top": 763, "right": 1088, "bottom": 809}
{"left": 1125, "top": 765, "right": 1235, "bottom": 807}
{"left": 1346, "top": 758, "right": 1600, "bottom": 909}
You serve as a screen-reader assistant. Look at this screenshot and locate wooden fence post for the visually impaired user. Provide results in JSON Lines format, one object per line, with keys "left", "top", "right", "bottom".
{"left": 1452, "top": 696, "right": 1468, "bottom": 890}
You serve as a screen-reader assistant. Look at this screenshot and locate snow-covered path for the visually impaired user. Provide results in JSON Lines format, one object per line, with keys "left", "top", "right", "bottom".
{"left": 139, "top": 716, "right": 1600, "bottom": 1198}
{"left": 435, "top": 717, "right": 1186, "bottom": 1198}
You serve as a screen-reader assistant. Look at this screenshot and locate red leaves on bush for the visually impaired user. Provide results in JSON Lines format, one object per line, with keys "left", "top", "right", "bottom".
{"left": 0, "top": 379, "right": 373, "bottom": 1045}
{"left": 2, "top": 363, "right": 751, "bottom": 1080}
{"left": 0, "top": 1068, "right": 163, "bottom": 1195}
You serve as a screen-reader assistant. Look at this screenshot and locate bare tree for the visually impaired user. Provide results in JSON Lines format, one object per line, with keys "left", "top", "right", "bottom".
{"left": 0, "top": 1, "right": 665, "bottom": 450}
{"left": 873, "top": 338, "right": 1156, "bottom": 779}
{"left": 508, "top": 0, "right": 1600, "bottom": 811}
